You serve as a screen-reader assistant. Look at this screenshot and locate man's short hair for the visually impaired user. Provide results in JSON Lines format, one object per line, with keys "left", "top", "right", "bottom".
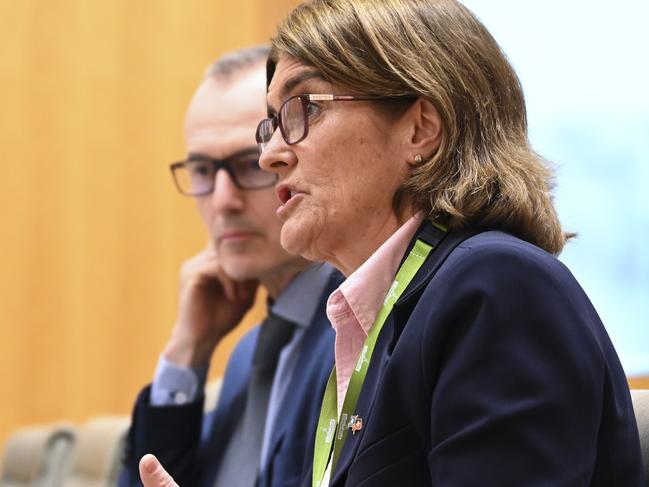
{"left": 204, "top": 45, "right": 270, "bottom": 81}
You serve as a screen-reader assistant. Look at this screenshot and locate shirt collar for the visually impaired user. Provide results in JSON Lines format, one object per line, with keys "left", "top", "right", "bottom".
{"left": 333, "top": 212, "right": 425, "bottom": 335}
{"left": 270, "top": 262, "right": 335, "bottom": 328}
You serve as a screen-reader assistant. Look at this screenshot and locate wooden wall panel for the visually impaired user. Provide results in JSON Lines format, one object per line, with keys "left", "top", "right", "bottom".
{"left": 629, "top": 377, "right": 649, "bottom": 390}
{"left": 0, "top": 0, "right": 300, "bottom": 445}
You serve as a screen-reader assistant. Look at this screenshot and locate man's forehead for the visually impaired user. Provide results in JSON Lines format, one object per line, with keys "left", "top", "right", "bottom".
{"left": 184, "top": 124, "right": 257, "bottom": 157}
{"left": 192, "top": 69, "right": 266, "bottom": 114}
{"left": 185, "top": 72, "right": 265, "bottom": 157}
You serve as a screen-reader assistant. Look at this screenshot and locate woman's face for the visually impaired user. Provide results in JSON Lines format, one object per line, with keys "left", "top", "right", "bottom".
{"left": 259, "top": 56, "right": 414, "bottom": 275}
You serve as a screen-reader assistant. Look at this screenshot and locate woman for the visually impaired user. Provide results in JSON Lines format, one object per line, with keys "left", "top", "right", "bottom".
{"left": 138, "top": 0, "right": 644, "bottom": 486}
{"left": 255, "top": 0, "right": 645, "bottom": 486}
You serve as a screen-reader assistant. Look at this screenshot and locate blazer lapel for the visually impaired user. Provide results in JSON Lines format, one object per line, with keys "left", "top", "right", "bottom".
{"left": 329, "top": 224, "right": 480, "bottom": 485}
{"left": 328, "top": 313, "right": 395, "bottom": 486}
{"left": 399, "top": 223, "right": 480, "bottom": 304}
{"left": 261, "top": 271, "right": 341, "bottom": 485}
{"left": 390, "top": 226, "right": 480, "bottom": 346}
{"left": 200, "top": 329, "right": 258, "bottom": 486}
{"left": 263, "top": 315, "right": 332, "bottom": 466}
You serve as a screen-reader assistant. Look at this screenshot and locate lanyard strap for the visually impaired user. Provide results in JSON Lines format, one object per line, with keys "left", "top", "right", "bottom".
{"left": 312, "top": 237, "right": 438, "bottom": 487}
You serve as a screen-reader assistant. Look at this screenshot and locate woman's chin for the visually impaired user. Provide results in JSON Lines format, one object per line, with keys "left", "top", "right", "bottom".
{"left": 280, "top": 218, "right": 326, "bottom": 262}
{"left": 279, "top": 222, "right": 309, "bottom": 258}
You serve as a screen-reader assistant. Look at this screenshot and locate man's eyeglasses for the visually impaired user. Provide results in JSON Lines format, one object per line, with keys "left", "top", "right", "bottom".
{"left": 255, "top": 94, "right": 400, "bottom": 153}
{"left": 169, "top": 150, "right": 277, "bottom": 196}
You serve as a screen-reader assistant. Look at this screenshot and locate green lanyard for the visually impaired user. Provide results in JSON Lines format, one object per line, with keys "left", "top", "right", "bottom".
{"left": 312, "top": 238, "right": 438, "bottom": 487}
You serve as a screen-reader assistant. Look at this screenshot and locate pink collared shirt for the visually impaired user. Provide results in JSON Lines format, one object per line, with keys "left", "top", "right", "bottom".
{"left": 326, "top": 212, "right": 424, "bottom": 414}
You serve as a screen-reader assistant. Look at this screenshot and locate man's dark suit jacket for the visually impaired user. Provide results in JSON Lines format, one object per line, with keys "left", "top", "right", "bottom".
{"left": 119, "top": 270, "right": 342, "bottom": 487}
{"left": 310, "top": 226, "right": 645, "bottom": 486}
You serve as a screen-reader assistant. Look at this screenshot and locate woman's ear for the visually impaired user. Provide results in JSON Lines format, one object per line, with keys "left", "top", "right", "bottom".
{"left": 404, "top": 98, "right": 444, "bottom": 161}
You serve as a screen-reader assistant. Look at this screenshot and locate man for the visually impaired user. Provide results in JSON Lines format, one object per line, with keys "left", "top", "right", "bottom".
{"left": 119, "top": 46, "right": 340, "bottom": 487}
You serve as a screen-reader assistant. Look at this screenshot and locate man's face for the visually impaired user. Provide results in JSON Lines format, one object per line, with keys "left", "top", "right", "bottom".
{"left": 184, "top": 66, "right": 301, "bottom": 281}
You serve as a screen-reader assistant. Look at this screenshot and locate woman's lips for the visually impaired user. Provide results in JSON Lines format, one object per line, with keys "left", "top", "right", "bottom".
{"left": 277, "top": 185, "right": 292, "bottom": 205}
{"left": 276, "top": 184, "right": 306, "bottom": 204}
{"left": 276, "top": 184, "right": 306, "bottom": 218}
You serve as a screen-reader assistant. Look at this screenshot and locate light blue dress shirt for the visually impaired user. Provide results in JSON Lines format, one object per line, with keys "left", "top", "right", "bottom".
{"left": 150, "top": 262, "right": 335, "bottom": 470}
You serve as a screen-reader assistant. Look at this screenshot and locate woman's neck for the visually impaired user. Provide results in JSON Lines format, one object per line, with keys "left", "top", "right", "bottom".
{"left": 329, "top": 207, "right": 417, "bottom": 277}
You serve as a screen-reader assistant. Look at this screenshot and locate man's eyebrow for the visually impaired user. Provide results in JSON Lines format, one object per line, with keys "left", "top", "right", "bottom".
{"left": 268, "top": 70, "right": 328, "bottom": 112}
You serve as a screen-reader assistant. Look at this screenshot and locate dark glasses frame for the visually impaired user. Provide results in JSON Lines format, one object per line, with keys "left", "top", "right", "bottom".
{"left": 169, "top": 149, "right": 276, "bottom": 196}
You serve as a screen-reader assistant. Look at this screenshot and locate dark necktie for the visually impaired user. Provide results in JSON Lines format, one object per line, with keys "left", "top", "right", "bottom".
{"left": 213, "top": 312, "right": 296, "bottom": 487}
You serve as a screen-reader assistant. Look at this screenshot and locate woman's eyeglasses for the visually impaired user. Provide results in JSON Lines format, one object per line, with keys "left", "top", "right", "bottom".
{"left": 255, "top": 94, "right": 397, "bottom": 153}
{"left": 170, "top": 149, "right": 277, "bottom": 196}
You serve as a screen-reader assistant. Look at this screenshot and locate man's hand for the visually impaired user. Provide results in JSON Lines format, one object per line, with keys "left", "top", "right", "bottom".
{"left": 163, "top": 241, "right": 258, "bottom": 367}
{"left": 139, "top": 454, "right": 179, "bottom": 487}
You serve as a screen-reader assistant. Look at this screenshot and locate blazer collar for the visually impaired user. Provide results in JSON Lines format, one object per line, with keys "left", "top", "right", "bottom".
{"left": 397, "top": 221, "right": 479, "bottom": 307}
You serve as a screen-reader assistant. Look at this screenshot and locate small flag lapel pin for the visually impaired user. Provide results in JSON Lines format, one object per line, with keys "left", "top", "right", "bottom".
{"left": 348, "top": 415, "right": 363, "bottom": 435}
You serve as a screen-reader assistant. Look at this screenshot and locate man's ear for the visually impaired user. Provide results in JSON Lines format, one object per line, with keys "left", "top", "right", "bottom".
{"left": 403, "top": 98, "right": 444, "bottom": 161}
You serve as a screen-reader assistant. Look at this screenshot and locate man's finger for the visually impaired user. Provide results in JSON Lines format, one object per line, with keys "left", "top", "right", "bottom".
{"left": 139, "top": 454, "right": 179, "bottom": 487}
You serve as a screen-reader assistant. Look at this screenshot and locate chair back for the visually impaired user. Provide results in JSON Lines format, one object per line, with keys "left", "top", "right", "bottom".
{"left": 63, "top": 416, "right": 130, "bottom": 487}
{"left": 0, "top": 423, "right": 75, "bottom": 487}
{"left": 631, "top": 389, "right": 649, "bottom": 486}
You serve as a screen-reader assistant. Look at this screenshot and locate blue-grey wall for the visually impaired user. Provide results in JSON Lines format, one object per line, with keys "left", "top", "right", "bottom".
{"left": 462, "top": 0, "right": 649, "bottom": 375}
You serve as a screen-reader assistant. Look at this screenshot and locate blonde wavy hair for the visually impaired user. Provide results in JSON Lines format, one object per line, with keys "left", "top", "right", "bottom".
{"left": 269, "top": 0, "right": 569, "bottom": 254}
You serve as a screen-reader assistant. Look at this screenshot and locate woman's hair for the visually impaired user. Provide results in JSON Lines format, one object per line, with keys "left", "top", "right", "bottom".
{"left": 269, "top": 0, "right": 569, "bottom": 254}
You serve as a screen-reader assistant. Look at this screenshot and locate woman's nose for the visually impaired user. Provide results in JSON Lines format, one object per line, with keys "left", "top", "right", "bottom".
{"left": 258, "top": 129, "right": 297, "bottom": 176}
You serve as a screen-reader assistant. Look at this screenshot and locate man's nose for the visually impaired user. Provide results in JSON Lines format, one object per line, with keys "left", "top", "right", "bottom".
{"left": 210, "top": 168, "right": 245, "bottom": 212}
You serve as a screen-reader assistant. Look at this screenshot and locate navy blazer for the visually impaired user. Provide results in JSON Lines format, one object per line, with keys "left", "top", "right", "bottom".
{"left": 307, "top": 226, "right": 645, "bottom": 486}
{"left": 120, "top": 270, "right": 342, "bottom": 487}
